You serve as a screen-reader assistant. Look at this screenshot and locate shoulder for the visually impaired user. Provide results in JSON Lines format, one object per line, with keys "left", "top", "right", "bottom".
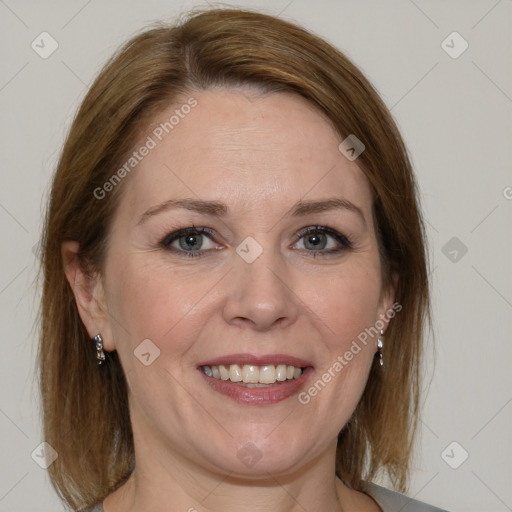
{"left": 362, "top": 482, "right": 450, "bottom": 512}
{"left": 79, "top": 504, "right": 103, "bottom": 512}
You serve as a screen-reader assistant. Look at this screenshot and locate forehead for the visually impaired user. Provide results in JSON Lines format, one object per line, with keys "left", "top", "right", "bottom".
{"left": 118, "top": 88, "right": 373, "bottom": 221}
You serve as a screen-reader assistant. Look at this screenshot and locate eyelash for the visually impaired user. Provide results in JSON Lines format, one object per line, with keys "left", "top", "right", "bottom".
{"left": 159, "top": 225, "right": 353, "bottom": 259}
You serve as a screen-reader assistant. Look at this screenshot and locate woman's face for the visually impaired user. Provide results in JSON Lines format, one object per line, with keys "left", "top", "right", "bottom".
{"left": 97, "top": 88, "right": 394, "bottom": 477}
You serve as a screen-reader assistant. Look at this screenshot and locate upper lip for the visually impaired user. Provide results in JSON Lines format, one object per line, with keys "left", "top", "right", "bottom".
{"left": 197, "top": 353, "right": 313, "bottom": 368}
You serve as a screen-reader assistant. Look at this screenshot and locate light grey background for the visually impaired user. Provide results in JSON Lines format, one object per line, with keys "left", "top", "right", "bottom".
{"left": 1, "top": 1, "right": 511, "bottom": 511}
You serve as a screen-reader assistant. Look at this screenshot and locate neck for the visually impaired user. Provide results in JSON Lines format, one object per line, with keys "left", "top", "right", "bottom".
{"left": 103, "top": 424, "right": 352, "bottom": 512}
{"left": 102, "top": 404, "right": 381, "bottom": 512}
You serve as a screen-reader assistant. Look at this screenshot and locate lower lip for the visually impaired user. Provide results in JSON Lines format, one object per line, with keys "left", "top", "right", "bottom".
{"left": 198, "top": 367, "right": 314, "bottom": 405}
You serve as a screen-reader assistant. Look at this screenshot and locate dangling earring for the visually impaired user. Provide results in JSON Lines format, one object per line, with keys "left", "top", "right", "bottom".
{"left": 93, "top": 334, "right": 106, "bottom": 365}
{"left": 376, "top": 330, "right": 385, "bottom": 371}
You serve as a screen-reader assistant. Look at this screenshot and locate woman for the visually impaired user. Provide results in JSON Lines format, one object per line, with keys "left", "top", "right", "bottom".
{"left": 38, "top": 8, "right": 447, "bottom": 512}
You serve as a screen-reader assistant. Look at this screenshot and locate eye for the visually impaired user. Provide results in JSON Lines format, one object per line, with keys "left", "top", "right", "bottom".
{"left": 160, "top": 226, "right": 220, "bottom": 257}
{"left": 159, "top": 225, "right": 353, "bottom": 259}
{"left": 293, "top": 226, "right": 353, "bottom": 256}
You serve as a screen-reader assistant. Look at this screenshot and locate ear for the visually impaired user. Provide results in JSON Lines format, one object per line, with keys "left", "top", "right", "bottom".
{"left": 376, "top": 271, "right": 399, "bottom": 334}
{"left": 61, "top": 241, "right": 115, "bottom": 352}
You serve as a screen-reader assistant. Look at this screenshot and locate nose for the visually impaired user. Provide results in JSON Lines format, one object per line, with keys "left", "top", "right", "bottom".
{"left": 222, "top": 243, "right": 300, "bottom": 332}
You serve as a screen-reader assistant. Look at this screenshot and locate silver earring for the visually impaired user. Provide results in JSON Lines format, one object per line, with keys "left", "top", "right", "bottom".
{"left": 93, "top": 334, "right": 105, "bottom": 365}
{"left": 376, "top": 330, "right": 385, "bottom": 371}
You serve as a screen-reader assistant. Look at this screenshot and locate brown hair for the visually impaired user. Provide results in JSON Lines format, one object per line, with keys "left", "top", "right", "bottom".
{"left": 38, "top": 7, "right": 430, "bottom": 510}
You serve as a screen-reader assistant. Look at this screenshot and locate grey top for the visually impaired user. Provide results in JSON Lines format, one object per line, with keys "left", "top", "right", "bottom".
{"left": 363, "top": 482, "right": 449, "bottom": 511}
{"left": 81, "top": 482, "right": 448, "bottom": 511}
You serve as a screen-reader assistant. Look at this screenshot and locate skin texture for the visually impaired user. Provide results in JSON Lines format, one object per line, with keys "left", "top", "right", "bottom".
{"left": 63, "top": 88, "right": 392, "bottom": 512}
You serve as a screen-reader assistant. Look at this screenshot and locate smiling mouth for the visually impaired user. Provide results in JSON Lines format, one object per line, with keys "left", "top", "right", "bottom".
{"left": 201, "top": 363, "right": 304, "bottom": 387}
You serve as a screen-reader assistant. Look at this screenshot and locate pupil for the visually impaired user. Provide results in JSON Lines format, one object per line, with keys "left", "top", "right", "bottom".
{"left": 305, "top": 233, "right": 326, "bottom": 250}
{"left": 180, "top": 234, "right": 202, "bottom": 250}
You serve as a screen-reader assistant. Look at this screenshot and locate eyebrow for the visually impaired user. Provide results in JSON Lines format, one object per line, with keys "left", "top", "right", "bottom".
{"left": 137, "top": 197, "right": 365, "bottom": 225}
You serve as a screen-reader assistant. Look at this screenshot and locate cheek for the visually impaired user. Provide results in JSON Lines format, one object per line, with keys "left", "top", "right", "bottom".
{"left": 105, "top": 256, "right": 200, "bottom": 354}
{"left": 309, "top": 261, "right": 383, "bottom": 345}
{"left": 105, "top": 252, "right": 237, "bottom": 376}
{"left": 304, "top": 258, "right": 382, "bottom": 406}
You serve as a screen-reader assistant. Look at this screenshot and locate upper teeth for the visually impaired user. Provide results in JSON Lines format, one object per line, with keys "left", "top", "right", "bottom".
{"left": 202, "top": 364, "right": 303, "bottom": 384}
